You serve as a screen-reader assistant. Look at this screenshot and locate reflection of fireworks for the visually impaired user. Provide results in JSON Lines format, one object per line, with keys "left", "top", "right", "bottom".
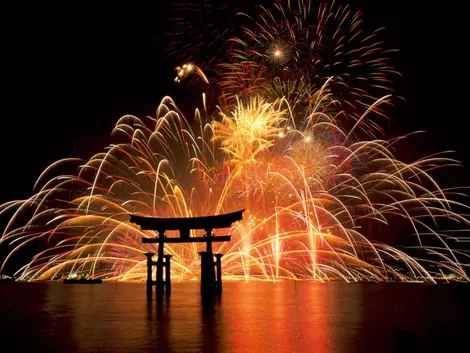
{"left": 1, "top": 91, "right": 469, "bottom": 282}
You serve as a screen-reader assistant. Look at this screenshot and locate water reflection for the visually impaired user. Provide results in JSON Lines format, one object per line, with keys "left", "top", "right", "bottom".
{"left": 1, "top": 282, "right": 469, "bottom": 353}
{"left": 199, "top": 294, "right": 224, "bottom": 353}
{"left": 146, "top": 295, "right": 173, "bottom": 353}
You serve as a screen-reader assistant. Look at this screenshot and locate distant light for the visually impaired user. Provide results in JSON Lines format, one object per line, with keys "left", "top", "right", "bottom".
{"left": 273, "top": 49, "right": 282, "bottom": 57}
{"left": 186, "top": 64, "right": 193, "bottom": 71}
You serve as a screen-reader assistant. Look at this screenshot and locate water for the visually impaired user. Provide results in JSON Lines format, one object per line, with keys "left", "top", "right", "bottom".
{"left": 0, "top": 281, "right": 469, "bottom": 353}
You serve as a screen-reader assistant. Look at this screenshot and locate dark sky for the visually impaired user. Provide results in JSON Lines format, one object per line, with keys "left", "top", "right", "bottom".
{"left": 1, "top": 0, "right": 469, "bottom": 203}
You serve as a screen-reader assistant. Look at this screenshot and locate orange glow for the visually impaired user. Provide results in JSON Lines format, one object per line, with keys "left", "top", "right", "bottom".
{"left": 2, "top": 94, "right": 469, "bottom": 283}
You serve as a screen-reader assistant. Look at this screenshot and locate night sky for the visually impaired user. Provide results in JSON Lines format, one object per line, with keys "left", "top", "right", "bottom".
{"left": 1, "top": 0, "right": 469, "bottom": 204}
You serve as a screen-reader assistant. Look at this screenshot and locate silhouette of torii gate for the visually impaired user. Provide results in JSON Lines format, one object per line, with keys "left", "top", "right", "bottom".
{"left": 129, "top": 210, "right": 244, "bottom": 298}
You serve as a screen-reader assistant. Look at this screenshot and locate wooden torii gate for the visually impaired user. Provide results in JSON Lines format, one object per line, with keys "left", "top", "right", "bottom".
{"left": 129, "top": 209, "right": 244, "bottom": 298}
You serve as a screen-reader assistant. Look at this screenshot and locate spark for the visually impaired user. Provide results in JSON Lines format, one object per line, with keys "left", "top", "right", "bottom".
{"left": 1, "top": 94, "right": 468, "bottom": 283}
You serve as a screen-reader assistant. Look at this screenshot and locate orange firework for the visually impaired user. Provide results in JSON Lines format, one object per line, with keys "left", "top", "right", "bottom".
{"left": 1, "top": 92, "right": 469, "bottom": 283}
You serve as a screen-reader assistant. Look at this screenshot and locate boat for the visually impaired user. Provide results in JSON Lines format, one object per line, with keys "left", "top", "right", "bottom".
{"left": 0, "top": 275, "right": 16, "bottom": 283}
{"left": 63, "top": 277, "right": 102, "bottom": 284}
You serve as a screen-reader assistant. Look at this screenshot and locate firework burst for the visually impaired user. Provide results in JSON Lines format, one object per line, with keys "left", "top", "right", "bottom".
{"left": 221, "top": 0, "right": 399, "bottom": 106}
{"left": 1, "top": 87, "right": 469, "bottom": 282}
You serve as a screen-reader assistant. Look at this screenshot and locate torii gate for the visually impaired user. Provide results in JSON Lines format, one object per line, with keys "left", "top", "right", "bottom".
{"left": 129, "top": 209, "right": 244, "bottom": 298}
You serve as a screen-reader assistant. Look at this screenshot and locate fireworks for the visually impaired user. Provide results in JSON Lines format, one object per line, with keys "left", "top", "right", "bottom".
{"left": 241, "top": 0, "right": 398, "bottom": 104}
{"left": 1, "top": 88, "right": 469, "bottom": 282}
{"left": 170, "top": 0, "right": 399, "bottom": 115}
{"left": 174, "top": 63, "right": 209, "bottom": 84}
{"left": 1, "top": 0, "right": 469, "bottom": 283}
{"left": 169, "top": 0, "right": 399, "bottom": 127}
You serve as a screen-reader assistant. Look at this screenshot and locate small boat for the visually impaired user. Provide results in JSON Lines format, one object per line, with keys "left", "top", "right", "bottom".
{"left": 0, "top": 275, "right": 16, "bottom": 283}
{"left": 63, "top": 278, "right": 102, "bottom": 284}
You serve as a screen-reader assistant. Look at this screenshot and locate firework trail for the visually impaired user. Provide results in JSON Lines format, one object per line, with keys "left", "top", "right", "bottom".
{"left": 174, "top": 63, "right": 209, "bottom": 84}
{"left": 220, "top": 0, "right": 400, "bottom": 107}
{"left": 1, "top": 87, "right": 469, "bottom": 282}
{"left": 170, "top": 0, "right": 399, "bottom": 120}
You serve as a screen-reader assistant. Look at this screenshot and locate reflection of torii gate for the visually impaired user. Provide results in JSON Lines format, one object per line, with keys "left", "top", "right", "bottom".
{"left": 129, "top": 210, "right": 244, "bottom": 298}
